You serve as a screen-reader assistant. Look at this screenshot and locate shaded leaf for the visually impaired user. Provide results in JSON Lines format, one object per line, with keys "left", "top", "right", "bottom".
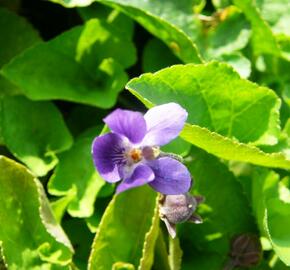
{"left": 78, "top": 3, "right": 134, "bottom": 39}
{"left": 142, "top": 38, "right": 181, "bottom": 73}
{"left": 180, "top": 148, "right": 255, "bottom": 257}
{"left": 2, "top": 19, "right": 133, "bottom": 108}
{"left": 0, "top": 156, "right": 73, "bottom": 268}
{"left": 95, "top": 0, "right": 202, "bottom": 63}
{"left": 0, "top": 8, "right": 40, "bottom": 97}
{"left": 152, "top": 231, "right": 171, "bottom": 270}
{"left": 49, "top": 128, "right": 105, "bottom": 218}
{"left": 50, "top": 188, "right": 76, "bottom": 223}
{"left": 0, "top": 8, "right": 40, "bottom": 67}
{"left": 0, "top": 96, "right": 73, "bottom": 176}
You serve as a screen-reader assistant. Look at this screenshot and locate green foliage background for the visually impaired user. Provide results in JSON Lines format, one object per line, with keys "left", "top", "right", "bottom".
{"left": 0, "top": 0, "right": 289, "bottom": 269}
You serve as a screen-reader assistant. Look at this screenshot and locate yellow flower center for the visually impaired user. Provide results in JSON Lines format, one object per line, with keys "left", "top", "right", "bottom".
{"left": 129, "top": 148, "right": 142, "bottom": 163}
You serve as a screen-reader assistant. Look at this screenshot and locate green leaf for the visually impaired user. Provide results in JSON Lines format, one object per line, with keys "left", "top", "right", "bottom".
{"left": 2, "top": 18, "right": 134, "bottom": 108}
{"left": 218, "top": 53, "right": 251, "bottom": 78}
{"left": 180, "top": 148, "right": 255, "bottom": 256}
{"left": 252, "top": 170, "right": 290, "bottom": 266}
{"left": 78, "top": 3, "right": 134, "bottom": 40}
{"left": 127, "top": 62, "right": 281, "bottom": 146}
{"left": 48, "top": 128, "right": 105, "bottom": 218}
{"left": 50, "top": 188, "right": 76, "bottom": 223}
{"left": 126, "top": 62, "right": 281, "bottom": 147}
{"left": 181, "top": 124, "right": 290, "bottom": 169}
{"left": 0, "top": 156, "right": 73, "bottom": 268}
{"left": 0, "top": 96, "right": 72, "bottom": 176}
{"left": 138, "top": 196, "right": 160, "bottom": 270}
{"left": 112, "top": 262, "right": 135, "bottom": 270}
{"left": 50, "top": 0, "right": 94, "bottom": 7}
{"left": 204, "top": 7, "right": 251, "bottom": 58}
{"left": 88, "top": 186, "right": 158, "bottom": 270}
{"left": 95, "top": 0, "right": 202, "bottom": 63}
{"left": 152, "top": 231, "right": 170, "bottom": 270}
{"left": 0, "top": 8, "right": 40, "bottom": 67}
{"left": 234, "top": 0, "right": 280, "bottom": 56}
{"left": 211, "top": 0, "right": 231, "bottom": 9}
{"left": 126, "top": 63, "right": 290, "bottom": 169}
{"left": 182, "top": 251, "right": 224, "bottom": 270}
{"left": 256, "top": 0, "right": 290, "bottom": 36}
{"left": 168, "top": 238, "right": 183, "bottom": 270}
{"left": 0, "top": 8, "right": 40, "bottom": 97}
{"left": 62, "top": 218, "right": 94, "bottom": 269}
{"left": 142, "top": 38, "right": 181, "bottom": 73}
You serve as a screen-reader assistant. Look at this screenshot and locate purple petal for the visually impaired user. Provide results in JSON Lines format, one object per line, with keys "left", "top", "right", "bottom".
{"left": 104, "top": 109, "right": 147, "bottom": 144}
{"left": 92, "top": 133, "right": 125, "bottom": 183}
{"left": 116, "top": 164, "right": 155, "bottom": 193}
{"left": 148, "top": 157, "right": 191, "bottom": 194}
{"left": 142, "top": 103, "right": 188, "bottom": 146}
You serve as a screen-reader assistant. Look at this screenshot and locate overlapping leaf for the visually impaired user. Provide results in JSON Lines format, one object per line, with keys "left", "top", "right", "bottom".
{"left": 95, "top": 0, "right": 202, "bottom": 63}
{"left": 127, "top": 62, "right": 280, "bottom": 145}
{"left": 202, "top": 7, "right": 251, "bottom": 58}
{"left": 256, "top": 0, "right": 290, "bottom": 37}
{"left": 48, "top": 128, "right": 105, "bottom": 218}
{"left": 252, "top": 170, "right": 290, "bottom": 266}
{"left": 126, "top": 62, "right": 290, "bottom": 169}
{"left": 2, "top": 18, "right": 134, "bottom": 108}
{"left": 0, "top": 8, "right": 40, "bottom": 97}
{"left": 78, "top": 3, "right": 134, "bottom": 39}
{"left": 0, "top": 96, "right": 72, "bottom": 176}
{"left": 234, "top": 0, "right": 280, "bottom": 56}
{"left": 0, "top": 156, "right": 73, "bottom": 269}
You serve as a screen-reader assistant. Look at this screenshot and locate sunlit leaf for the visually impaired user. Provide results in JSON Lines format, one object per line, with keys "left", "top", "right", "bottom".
{"left": 88, "top": 186, "right": 158, "bottom": 270}
{"left": 0, "top": 96, "right": 73, "bottom": 176}
{"left": 180, "top": 148, "right": 255, "bottom": 256}
{"left": 0, "top": 156, "right": 73, "bottom": 268}
{"left": 127, "top": 62, "right": 281, "bottom": 145}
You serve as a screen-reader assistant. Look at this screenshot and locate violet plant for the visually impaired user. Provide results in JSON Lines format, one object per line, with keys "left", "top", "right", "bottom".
{"left": 0, "top": 0, "right": 290, "bottom": 270}
{"left": 92, "top": 103, "right": 191, "bottom": 194}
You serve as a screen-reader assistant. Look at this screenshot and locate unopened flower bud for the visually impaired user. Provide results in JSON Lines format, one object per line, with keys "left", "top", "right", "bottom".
{"left": 159, "top": 193, "right": 204, "bottom": 238}
{"left": 224, "top": 234, "right": 262, "bottom": 270}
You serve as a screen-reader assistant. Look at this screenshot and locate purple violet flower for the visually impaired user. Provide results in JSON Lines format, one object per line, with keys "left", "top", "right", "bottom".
{"left": 92, "top": 103, "right": 192, "bottom": 194}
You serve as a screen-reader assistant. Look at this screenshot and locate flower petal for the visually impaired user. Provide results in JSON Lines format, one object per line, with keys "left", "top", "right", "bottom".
{"left": 92, "top": 133, "right": 125, "bottom": 183}
{"left": 104, "top": 109, "right": 147, "bottom": 144}
{"left": 142, "top": 103, "right": 188, "bottom": 146}
{"left": 148, "top": 157, "right": 192, "bottom": 194}
{"left": 116, "top": 164, "right": 155, "bottom": 193}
